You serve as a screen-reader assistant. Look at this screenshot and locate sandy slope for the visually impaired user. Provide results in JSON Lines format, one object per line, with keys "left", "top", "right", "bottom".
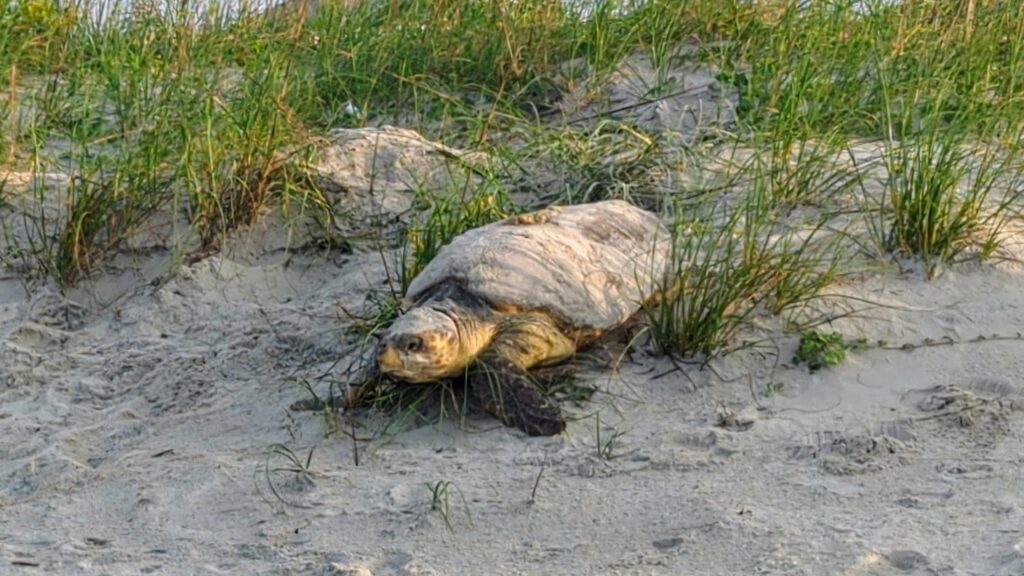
{"left": 2, "top": 198, "right": 1024, "bottom": 576}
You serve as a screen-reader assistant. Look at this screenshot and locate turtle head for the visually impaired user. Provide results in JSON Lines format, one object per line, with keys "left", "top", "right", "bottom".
{"left": 377, "top": 307, "right": 463, "bottom": 382}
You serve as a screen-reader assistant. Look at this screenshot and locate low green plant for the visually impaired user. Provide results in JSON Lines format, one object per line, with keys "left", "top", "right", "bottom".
{"left": 741, "top": 130, "right": 860, "bottom": 208}
{"left": 350, "top": 356, "right": 590, "bottom": 438}
{"left": 6, "top": 0, "right": 1024, "bottom": 292}
{"left": 1, "top": 0, "right": 76, "bottom": 74}
{"left": 793, "top": 330, "right": 852, "bottom": 372}
{"left": 294, "top": 376, "right": 344, "bottom": 436}
{"left": 0, "top": 0, "right": 331, "bottom": 284}
{"left": 53, "top": 135, "right": 176, "bottom": 283}
{"left": 854, "top": 42, "right": 1024, "bottom": 278}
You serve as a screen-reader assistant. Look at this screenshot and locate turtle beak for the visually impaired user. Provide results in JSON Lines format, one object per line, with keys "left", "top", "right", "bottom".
{"left": 377, "top": 343, "right": 402, "bottom": 373}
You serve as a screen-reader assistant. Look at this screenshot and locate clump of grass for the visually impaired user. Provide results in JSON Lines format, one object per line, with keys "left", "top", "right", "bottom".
{"left": 870, "top": 130, "right": 1023, "bottom": 278}
{"left": 646, "top": 187, "right": 840, "bottom": 361}
{"left": 713, "top": 0, "right": 1024, "bottom": 138}
{"left": 367, "top": 379, "right": 470, "bottom": 437}
{"left": 424, "top": 479, "right": 471, "bottom": 533}
{"left": 509, "top": 120, "right": 665, "bottom": 208}
{"left": 180, "top": 61, "right": 314, "bottom": 253}
{"left": 863, "top": 52, "right": 1024, "bottom": 278}
{"left": 740, "top": 131, "right": 860, "bottom": 208}
{"left": 1, "top": 1, "right": 330, "bottom": 283}
{"left": 286, "top": 0, "right": 588, "bottom": 129}
{"left": 1, "top": 0, "right": 76, "bottom": 162}
{"left": 399, "top": 183, "right": 514, "bottom": 291}
{"left": 5, "top": 0, "right": 1024, "bottom": 291}
{"left": 55, "top": 144, "right": 176, "bottom": 284}
{"left": 0, "top": 0, "right": 76, "bottom": 73}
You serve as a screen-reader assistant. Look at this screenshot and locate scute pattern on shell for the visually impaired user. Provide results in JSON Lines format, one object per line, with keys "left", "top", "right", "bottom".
{"left": 405, "top": 200, "right": 670, "bottom": 330}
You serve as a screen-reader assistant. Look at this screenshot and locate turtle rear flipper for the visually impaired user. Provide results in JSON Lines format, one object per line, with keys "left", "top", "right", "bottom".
{"left": 470, "top": 363, "right": 565, "bottom": 436}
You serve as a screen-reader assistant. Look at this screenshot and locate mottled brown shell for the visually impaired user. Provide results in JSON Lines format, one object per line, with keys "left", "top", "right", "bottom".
{"left": 405, "top": 200, "right": 670, "bottom": 331}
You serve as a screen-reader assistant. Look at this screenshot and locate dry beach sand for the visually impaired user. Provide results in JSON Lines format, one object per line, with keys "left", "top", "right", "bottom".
{"left": 2, "top": 61, "right": 1024, "bottom": 576}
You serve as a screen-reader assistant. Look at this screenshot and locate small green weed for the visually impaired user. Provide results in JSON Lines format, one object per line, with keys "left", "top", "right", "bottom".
{"left": 793, "top": 330, "right": 859, "bottom": 372}
{"left": 293, "top": 376, "right": 344, "bottom": 436}
{"left": 595, "top": 413, "right": 624, "bottom": 461}
{"left": 764, "top": 380, "right": 785, "bottom": 396}
{"left": 528, "top": 466, "right": 545, "bottom": 504}
{"left": 424, "top": 480, "right": 471, "bottom": 533}
{"left": 256, "top": 443, "right": 318, "bottom": 510}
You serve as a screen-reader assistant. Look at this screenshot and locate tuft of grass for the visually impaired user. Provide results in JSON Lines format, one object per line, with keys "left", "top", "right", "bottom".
{"left": 255, "top": 442, "right": 318, "bottom": 510}
{"left": 350, "top": 356, "right": 593, "bottom": 437}
{"left": 855, "top": 36, "right": 1024, "bottom": 278}
{"left": 870, "top": 130, "right": 1023, "bottom": 278}
{"left": 293, "top": 376, "right": 345, "bottom": 436}
{"left": 400, "top": 183, "right": 514, "bottom": 292}
{"left": 741, "top": 131, "right": 860, "bottom": 208}
{"left": 594, "top": 413, "right": 624, "bottom": 461}
{"left": 366, "top": 379, "right": 471, "bottom": 437}
{"left": 0, "top": 0, "right": 76, "bottom": 74}
{"left": 2, "top": 0, "right": 329, "bottom": 284}
{"left": 424, "top": 479, "right": 471, "bottom": 533}
{"left": 646, "top": 186, "right": 840, "bottom": 361}
{"left": 514, "top": 120, "right": 663, "bottom": 207}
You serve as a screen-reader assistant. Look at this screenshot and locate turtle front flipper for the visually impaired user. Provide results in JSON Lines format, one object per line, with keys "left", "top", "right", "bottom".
{"left": 468, "top": 314, "right": 576, "bottom": 436}
{"left": 470, "top": 362, "right": 565, "bottom": 436}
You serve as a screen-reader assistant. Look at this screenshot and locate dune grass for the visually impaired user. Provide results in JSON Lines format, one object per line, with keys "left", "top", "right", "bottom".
{"left": 645, "top": 182, "right": 842, "bottom": 361}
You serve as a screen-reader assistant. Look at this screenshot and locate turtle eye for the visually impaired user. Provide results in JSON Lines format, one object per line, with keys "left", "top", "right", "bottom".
{"left": 405, "top": 337, "right": 423, "bottom": 352}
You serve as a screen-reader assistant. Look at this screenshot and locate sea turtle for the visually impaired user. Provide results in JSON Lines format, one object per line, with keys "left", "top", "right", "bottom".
{"left": 374, "top": 199, "right": 670, "bottom": 436}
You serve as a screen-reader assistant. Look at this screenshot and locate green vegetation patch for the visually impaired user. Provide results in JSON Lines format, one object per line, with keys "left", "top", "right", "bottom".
{"left": 793, "top": 330, "right": 864, "bottom": 372}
